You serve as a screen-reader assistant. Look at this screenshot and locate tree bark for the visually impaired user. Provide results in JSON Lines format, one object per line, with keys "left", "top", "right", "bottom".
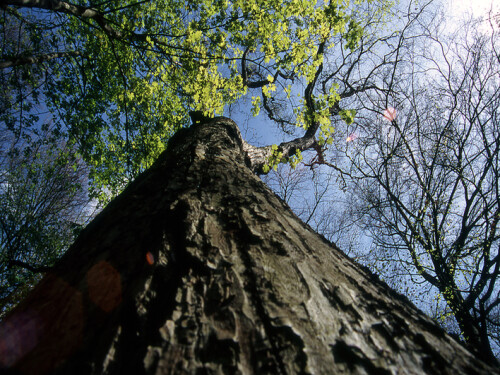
{"left": 0, "top": 117, "right": 498, "bottom": 374}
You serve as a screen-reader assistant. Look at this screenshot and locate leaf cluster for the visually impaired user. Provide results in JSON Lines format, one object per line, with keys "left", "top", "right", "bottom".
{"left": 2, "top": 0, "right": 373, "bottom": 200}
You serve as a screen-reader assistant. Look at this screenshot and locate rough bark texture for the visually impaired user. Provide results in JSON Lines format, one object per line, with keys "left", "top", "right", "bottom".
{"left": 1, "top": 117, "right": 498, "bottom": 374}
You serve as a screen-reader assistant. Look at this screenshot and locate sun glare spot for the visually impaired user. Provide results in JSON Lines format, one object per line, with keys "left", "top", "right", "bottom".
{"left": 146, "top": 252, "right": 155, "bottom": 265}
{"left": 0, "top": 311, "right": 40, "bottom": 367}
{"left": 346, "top": 133, "right": 358, "bottom": 142}
{"left": 383, "top": 107, "right": 397, "bottom": 122}
{"left": 87, "top": 261, "right": 122, "bottom": 313}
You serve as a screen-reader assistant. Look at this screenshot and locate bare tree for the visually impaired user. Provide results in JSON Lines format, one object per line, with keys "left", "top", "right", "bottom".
{"left": 262, "top": 160, "right": 364, "bottom": 255}
{"left": 328, "top": 10, "right": 500, "bottom": 362}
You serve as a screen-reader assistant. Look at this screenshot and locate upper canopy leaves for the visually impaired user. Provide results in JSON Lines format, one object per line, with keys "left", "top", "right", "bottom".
{"left": 1, "top": 0, "right": 371, "bottom": 201}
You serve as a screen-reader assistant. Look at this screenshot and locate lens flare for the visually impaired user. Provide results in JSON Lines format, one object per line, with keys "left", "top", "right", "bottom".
{"left": 0, "top": 311, "right": 40, "bottom": 367}
{"left": 87, "top": 261, "right": 122, "bottom": 313}
{"left": 346, "top": 133, "right": 358, "bottom": 142}
{"left": 383, "top": 107, "right": 397, "bottom": 122}
{"left": 146, "top": 252, "right": 155, "bottom": 265}
{"left": 0, "top": 274, "right": 84, "bottom": 373}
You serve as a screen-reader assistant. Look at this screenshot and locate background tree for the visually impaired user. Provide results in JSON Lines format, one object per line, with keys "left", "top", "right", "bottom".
{"left": 0, "top": 133, "right": 94, "bottom": 317}
{"left": 323, "top": 8, "right": 500, "bottom": 360}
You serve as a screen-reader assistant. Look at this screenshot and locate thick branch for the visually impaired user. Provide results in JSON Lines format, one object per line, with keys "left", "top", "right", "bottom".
{"left": 243, "top": 135, "right": 316, "bottom": 174}
{"left": 4, "top": 0, "right": 183, "bottom": 53}
{"left": 5, "top": 0, "right": 121, "bottom": 37}
{"left": 9, "top": 259, "right": 52, "bottom": 273}
{"left": 0, "top": 51, "right": 81, "bottom": 69}
{"left": 303, "top": 39, "right": 326, "bottom": 139}
{"left": 241, "top": 47, "right": 273, "bottom": 89}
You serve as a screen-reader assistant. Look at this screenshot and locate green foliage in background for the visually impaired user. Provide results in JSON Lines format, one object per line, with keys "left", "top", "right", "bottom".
{"left": 0, "top": 139, "right": 91, "bottom": 316}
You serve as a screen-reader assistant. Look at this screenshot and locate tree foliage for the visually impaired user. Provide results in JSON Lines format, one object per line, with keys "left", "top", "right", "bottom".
{"left": 0, "top": 135, "right": 92, "bottom": 317}
{"left": 1, "top": 0, "right": 372, "bottom": 201}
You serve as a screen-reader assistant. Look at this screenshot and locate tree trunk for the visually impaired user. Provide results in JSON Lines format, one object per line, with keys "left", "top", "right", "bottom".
{"left": 0, "top": 117, "right": 497, "bottom": 374}
{"left": 446, "top": 292, "right": 496, "bottom": 365}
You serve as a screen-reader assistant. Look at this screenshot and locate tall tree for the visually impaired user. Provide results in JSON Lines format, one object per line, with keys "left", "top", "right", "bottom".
{"left": 0, "top": 117, "right": 498, "bottom": 374}
{"left": 0, "top": 0, "right": 395, "bottom": 328}
{"left": 0, "top": 0, "right": 379, "bottom": 318}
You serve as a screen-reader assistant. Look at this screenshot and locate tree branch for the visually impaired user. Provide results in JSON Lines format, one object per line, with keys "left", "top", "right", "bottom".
{"left": 0, "top": 51, "right": 81, "bottom": 69}
{"left": 4, "top": 0, "right": 191, "bottom": 55}
{"left": 9, "top": 259, "right": 52, "bottom": 273}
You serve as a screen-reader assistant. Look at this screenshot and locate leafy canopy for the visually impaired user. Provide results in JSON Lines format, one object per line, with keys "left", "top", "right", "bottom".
{"left": 2, "top": 0, "right": 369, "bottom": 201}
